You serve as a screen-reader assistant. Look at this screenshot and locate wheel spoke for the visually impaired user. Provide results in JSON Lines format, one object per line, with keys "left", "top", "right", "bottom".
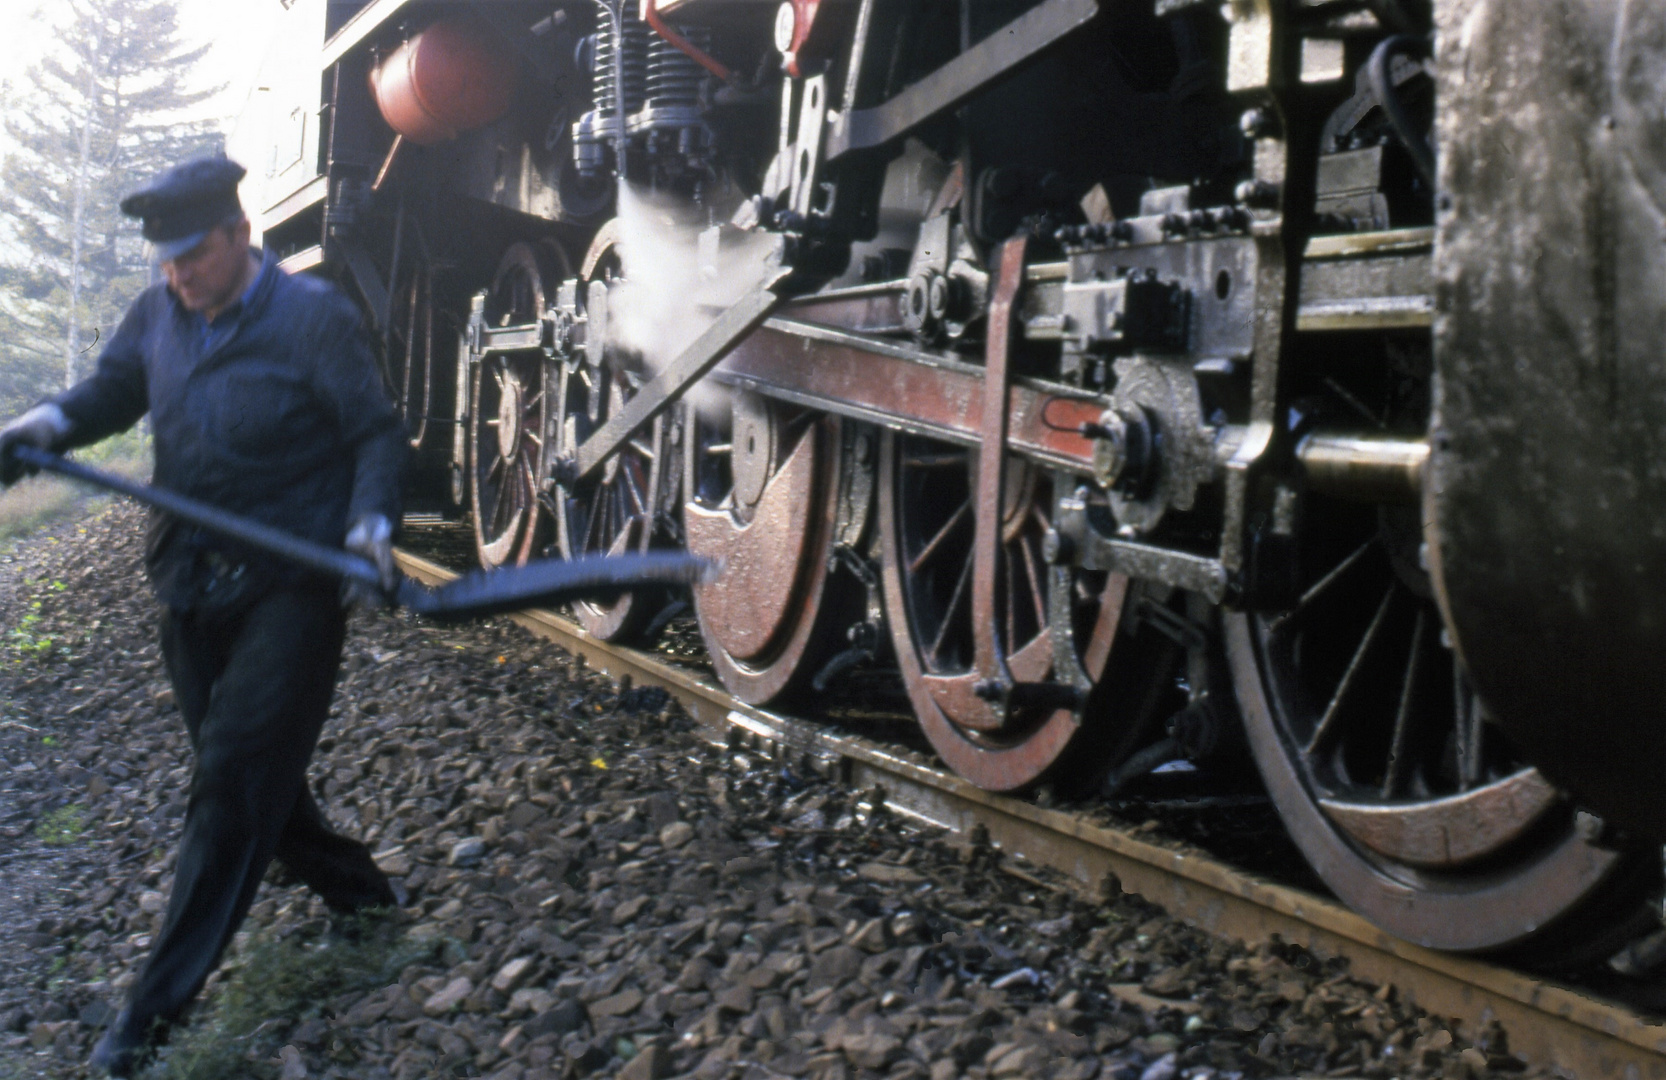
{"left": 622, "top": 462, "right": 648, "bottom": 519}
{"left": 1455, "top": 658, "right": 1483, "bottom": 791}
{"left": 613, "top": 476, "right": 632, "bottom": 542}
{"left": 1305, "top": 584, "right": 1397, "bottom": 755}
{"left": 514, "top": 456, "right": 535, "bottom": 512}
{"left": 1323, "top": 375, "right": 1387, "bottom": 428}
{"left": 928, "top": 554, "right": 975, "bottom": 667}
{"left": 909, "top": 501, "right": 970, "bottom": 574}
{"left": 480, "top": 477, "right": 502, "bottom": 535}
{"left": 1269, "top": 538, "right": 1375, "bottom": 634}
{"left": 1003, "top": 546, "right": 1017, "bottom": 656}
{"left": 1019, "top": 533, "right": 1048, "bottom": 638}
{"left": 582, "top": 484, "right": 604, "bottom": 552}
{"left": 1381, "top": 607, "right": 1428, "bottom": 798}
{"left": 492, "top": 469, "right": 517, "bottom": 532}
{"left": 605, "top": 481, "right": 621, "bottom": 547}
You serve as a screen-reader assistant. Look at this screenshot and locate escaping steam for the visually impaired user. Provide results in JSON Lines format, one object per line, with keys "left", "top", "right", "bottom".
{"left": 605, "top": 185, "right": 780, "bottom": 414}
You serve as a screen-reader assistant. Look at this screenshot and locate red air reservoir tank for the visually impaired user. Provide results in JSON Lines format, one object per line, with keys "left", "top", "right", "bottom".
{"left": 369, "top": 19, "right": 517, "bottom": 145}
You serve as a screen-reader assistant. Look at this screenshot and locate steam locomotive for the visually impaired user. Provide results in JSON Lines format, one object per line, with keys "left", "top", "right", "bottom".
{"left": 237, "top": 0, "right": 1666, "bottom": 962}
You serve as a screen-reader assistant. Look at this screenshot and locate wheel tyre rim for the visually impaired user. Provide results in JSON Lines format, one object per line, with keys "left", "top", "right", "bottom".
{"left": 1226, "top": 612, "right": 1630, "bottom": 952}
{"left": 877, "top": 430, "right": 1129, "bottom": 791}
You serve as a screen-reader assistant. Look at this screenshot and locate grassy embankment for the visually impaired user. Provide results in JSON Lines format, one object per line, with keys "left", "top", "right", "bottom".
{"left": 0, "top": 429, "right": 153, "bottom": 550}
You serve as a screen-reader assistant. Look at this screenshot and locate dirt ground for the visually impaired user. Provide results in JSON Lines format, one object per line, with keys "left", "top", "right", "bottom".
{"left": 0, "top": 501, "right": 1542, "bottom": 1079}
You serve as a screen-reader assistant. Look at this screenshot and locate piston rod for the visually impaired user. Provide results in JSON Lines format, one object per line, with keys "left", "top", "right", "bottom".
{"left": 1296, "top": 431, "right": 1428, "bottom": 503}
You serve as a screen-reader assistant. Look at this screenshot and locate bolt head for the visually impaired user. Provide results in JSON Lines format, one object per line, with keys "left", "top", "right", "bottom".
{"left": 1234, "top": 180, "right": 1280, "bottom": 208}
{"left": 928, "top": 274, "right": 950, "bottom": 320}
{"left": 902, "top": 273, "right": 933, "bottom": 332}
{"left": 1239, "top": 107, "right": 1276, "bottom": 139}
{"left": 773, "top": 2, "right": 798, "bottom": 53}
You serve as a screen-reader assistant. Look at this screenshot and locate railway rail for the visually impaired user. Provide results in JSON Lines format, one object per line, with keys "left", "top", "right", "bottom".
{"left": 394, "top": 544, "right": 1666, "bottom": 1080}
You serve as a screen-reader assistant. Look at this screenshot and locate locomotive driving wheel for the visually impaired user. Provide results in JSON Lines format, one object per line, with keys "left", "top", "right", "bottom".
{"left": 552, "top": 223, "right": 675, "bottom": 642}
{"left": 878, "top": 432, "right": 1138, "bottom": 791}
{"left": 469, "top": 242, "right": 564, "bottom": 569}
{"left": 1227, "top": 480, "right": 1656, "bottom": 958}
{"left": 684, "top": 395, "right": 863, "bottom": 705}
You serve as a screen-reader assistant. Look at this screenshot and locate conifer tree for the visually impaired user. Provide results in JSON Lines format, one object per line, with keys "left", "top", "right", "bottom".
{"left": 0, "top": 0, "right": 221, "bottom": 413}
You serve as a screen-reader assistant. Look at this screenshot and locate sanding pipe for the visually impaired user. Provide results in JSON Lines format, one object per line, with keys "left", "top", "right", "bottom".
{"left": 8, "top": 445, "right": 715, "bottom": 620}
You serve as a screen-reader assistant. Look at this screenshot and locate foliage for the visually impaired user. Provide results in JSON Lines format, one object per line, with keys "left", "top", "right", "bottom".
{"left": 7, "top": 601, "right": 55, "bottom": 659}
{"left": 146, "top": 916, "right": 433, "bottom": 1080}
{"left": 0, "top": 0, "right": 221, "bottom": 418}
{"left": 34, "top": 803, "right": 86, "bottom": 845}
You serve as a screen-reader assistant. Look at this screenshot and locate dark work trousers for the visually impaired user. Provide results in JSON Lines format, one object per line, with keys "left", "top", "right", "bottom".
{"left": 123, "top": 585, "right": 394, "bottom": 1032}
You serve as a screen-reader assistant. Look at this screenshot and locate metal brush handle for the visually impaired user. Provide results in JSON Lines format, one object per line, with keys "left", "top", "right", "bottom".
{"left": 6, "top": 444, "right": 713, "bottom": 618}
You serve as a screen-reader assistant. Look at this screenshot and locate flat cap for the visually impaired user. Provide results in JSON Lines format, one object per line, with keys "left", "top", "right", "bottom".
{"left": 120, "top": 156, "right": 247, "bottom": 262}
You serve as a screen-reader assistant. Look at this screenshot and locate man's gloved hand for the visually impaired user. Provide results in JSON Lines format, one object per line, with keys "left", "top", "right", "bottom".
{"left": 0, "top": 404, "right": 71, "bottom": 486}
{"left": 342, "top": 513, "right": 397, "bottom": 610}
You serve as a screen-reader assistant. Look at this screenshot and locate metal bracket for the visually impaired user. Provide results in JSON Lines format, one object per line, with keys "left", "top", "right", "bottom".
{"left": 961, "top": 237, "right": 1028, "bottom": 721}
{"left": 788, "top": 74, "right": 829, "bottom": 217}
{"left": 336, "top": 238, "right": 392, "bottom": 333}
{"left": 1056, "top": 491, "right": 1230, "bottom": 604}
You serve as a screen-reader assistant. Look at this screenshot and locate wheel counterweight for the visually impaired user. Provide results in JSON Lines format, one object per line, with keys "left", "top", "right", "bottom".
{"left": 685, "top": 396, "right": 863, "bottom": 705}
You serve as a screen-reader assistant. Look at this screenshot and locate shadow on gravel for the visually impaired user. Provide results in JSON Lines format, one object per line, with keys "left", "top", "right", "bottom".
{"left": 142, "top": 914, "right": 436, "bottom": 1080}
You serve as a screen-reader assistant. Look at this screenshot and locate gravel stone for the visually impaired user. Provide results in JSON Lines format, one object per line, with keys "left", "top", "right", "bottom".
{"left": 0, "top": 505, "right": 1559, "bottom": 1079}
{"left": 526, "top": 997, "right": 586, "bottom": 1038}
{"left": 423, "top": 976, "right": 475, "bottom": 1016}
{"left": 493, "top": 955, "right": 537, "bottom": 994}
{"left": 619, "top": 1040, "right": 672, "bottom": 1080}
{"left": 449, "top": 837, "right": 487, "bottom": 867}
{"left": 588, "top": 987, "right": 644, "bottom": 1018}
{"left": 658, "top": 821, "right": 694, "bottom": 850}
{"left": 809, "top": 944, "right": 865, "bottom": 987}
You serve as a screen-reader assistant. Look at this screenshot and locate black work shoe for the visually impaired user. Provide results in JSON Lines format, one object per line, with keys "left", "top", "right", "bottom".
{"left": 88, "top": 1009, "right": 165, "bottom": 1077}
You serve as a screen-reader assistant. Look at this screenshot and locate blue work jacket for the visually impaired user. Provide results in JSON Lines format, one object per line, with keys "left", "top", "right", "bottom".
{"left": 51, "top": 249, "right": 406, "bottom": 611}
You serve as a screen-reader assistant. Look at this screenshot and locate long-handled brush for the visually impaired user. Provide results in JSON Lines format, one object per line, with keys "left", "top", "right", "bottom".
{"left": 7, "top": 445, "right": 714, "bottom": 620}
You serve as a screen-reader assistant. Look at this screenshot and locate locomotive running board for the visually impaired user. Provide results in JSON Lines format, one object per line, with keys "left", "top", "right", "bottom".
{"left": 8, "top": 446, "right": 713, "bottom": 620}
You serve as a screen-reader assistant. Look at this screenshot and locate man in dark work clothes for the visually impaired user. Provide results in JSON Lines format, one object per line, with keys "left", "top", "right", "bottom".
{"left": 0, "top": 156, "right": 408, "bottom": 1076}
